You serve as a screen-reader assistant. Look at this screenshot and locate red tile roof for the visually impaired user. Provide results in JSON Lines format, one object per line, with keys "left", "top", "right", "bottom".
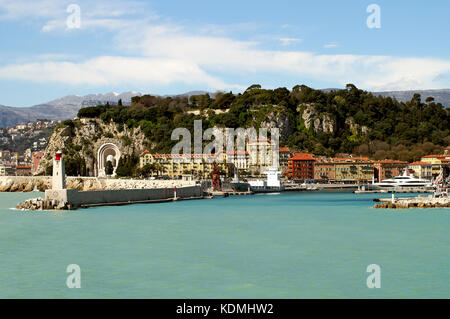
{"left": 289, "top": 153, "right": 315, "bottom": 161}
{"left": 376, "top": 160, "right": 408, "bottom": 164}
{"left": 409, "top": 162, "right": 432, "bottom": 166}
{"left": 422, "top": 154, "right": 446, "bottom": 158}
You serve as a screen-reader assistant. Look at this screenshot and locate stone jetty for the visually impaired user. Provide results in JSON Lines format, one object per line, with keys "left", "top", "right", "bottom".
{"left": 14, "top": 151, "right": 205, "bottom": 211}
{"left": 374, "top": 196, "right": 450, "bottom": 209}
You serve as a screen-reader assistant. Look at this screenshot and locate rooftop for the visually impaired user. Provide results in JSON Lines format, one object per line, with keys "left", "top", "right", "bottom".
{"left": 376, "top": 160, "right": 408, "bottom": 164}
{"left": 290, "top": 153, "right": 315, "bottom": 161}
{"left": 409, "top": 162, "right": 432, "bottom": 166}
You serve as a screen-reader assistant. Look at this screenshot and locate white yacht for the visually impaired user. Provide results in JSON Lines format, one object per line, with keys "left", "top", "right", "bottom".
{"left": 373, "top": 170, "right": 432, "bottom": 188}
{"left": 248, "top": 167, "right": 285, "bottom": 193}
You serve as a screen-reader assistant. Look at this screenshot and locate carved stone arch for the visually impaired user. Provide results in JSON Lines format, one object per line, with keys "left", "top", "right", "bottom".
{"left": 97, "top": 143, "right": 121, "bottom": 177}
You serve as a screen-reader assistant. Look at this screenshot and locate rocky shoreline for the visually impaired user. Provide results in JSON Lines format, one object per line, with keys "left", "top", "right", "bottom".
{"left": 0, "top": 176, "right": 195, "bottom": 192}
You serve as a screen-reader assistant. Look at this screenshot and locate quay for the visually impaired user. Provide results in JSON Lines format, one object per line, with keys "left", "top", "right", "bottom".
{"left": 355, "top": 188, "right": 434, "bottom": 194}
{"left": 209, "top": 191, "right": 254, "bottom": 197}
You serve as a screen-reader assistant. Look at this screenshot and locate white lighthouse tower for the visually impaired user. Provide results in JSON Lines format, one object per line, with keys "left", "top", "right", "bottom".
{"left": 52, "top": 150, "right": 66, "bottom": 190}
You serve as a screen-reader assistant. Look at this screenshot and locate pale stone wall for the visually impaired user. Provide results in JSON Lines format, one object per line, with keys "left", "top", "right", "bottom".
{"left": 0, "top": 176, "right": 196, "bottom": 192}
{"left": 45, "top": 186, "right": 203, "bottom": 208}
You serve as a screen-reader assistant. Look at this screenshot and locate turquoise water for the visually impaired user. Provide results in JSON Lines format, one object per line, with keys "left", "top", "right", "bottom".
{"left": 0, "top": 191, "right": 448, "bottom": 298}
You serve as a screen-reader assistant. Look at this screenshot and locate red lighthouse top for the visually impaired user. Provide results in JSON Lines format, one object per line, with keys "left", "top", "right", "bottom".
{"left": 55, "top": 151, "right": 62, "bottom": 161}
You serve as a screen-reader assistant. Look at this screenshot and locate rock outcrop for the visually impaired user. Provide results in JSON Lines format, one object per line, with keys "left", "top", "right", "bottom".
{"left": 259, "top": 107, "right": 294, "bottom": 141}
{"left": 36, "top": 118, "right": 147, "bottom": 175}
{"left": 301, "top": 104, "right": 336, "bottom": 134}
{"left": 345, "top": 118, "right": 369, "bottom": 135}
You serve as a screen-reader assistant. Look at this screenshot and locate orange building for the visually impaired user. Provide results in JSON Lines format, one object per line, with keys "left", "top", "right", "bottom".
{"left": 374, "top": 160, "right": 408, "bottom": 182}
{"left": 314, "top": 158, "right": 336, "bottom": 182}
{"left": 287, "top": 153, "right": 315, "bottom": 180}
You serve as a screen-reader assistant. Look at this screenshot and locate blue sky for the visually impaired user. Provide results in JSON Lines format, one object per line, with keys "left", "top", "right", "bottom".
{"left": 1, "top": 0, "right": 450, "bottom": 106}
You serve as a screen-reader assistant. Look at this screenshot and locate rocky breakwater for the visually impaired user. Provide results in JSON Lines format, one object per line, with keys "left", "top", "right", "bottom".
{"left": 374, "top": 196, "right": 450, "bottom": 209}
{"left": 16, "top": 197, "right": 70, "bottom": 211}
{"left": 1, "top": 176, "right": 196, "bottom": 192}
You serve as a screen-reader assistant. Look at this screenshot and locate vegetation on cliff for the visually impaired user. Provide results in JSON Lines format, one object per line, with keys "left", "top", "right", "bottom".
{"left": 75, "top": 84, "right": 449, "bottom": 163}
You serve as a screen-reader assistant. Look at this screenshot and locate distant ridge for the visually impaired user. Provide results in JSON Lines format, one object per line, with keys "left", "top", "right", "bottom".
{"left": 0, "top": 92, "right": 144, "bottom": 127}
{"left": 1, "top": 88, "right": 449, "bottom": 127}
{"left": 372, "top": 89, "right": 450, "bottom": 107}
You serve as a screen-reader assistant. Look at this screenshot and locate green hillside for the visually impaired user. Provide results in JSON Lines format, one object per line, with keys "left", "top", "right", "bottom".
{"left": 76, "top": 84, "right": 450, "bottom": 162}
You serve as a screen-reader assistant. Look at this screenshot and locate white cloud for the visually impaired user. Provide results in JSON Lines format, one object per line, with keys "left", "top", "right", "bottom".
{"left": 0, "top": 56, "right": 242, "bottom": 90}
{"left": 324, "top": 42, "right": 338, "bottom": 49}
{"left": 0, "top": 0, "right": 66, "bottom": 20}
{"left": 115, "top": 25, "right": 450, "bottom": 90}
{"left": 0, "top": 0, "right": 153, "bottom": 32}
{"left": 1, "top": 0, "right": 450, "bottom": 91}
{"left": 279, "top": 38, "right": 302, "bottom": 46}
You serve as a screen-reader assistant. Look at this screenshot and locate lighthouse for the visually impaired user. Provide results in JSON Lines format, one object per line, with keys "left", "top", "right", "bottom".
{"left": 52, "top": 150, "right": 66, "bottom": 190}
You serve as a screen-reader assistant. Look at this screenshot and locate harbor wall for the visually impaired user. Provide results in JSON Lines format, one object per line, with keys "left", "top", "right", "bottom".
{"left": 44, "top": 186, "right": 203, "bottom": 208}
{"left": 0, "top": 176, "right": 195, "bottom": 192}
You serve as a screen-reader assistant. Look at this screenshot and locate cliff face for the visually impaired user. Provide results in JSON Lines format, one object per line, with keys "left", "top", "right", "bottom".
{"left": 301, "top": 104, "right": 336, "bottom": 134}
{"left": 36, "top": 118, "right": 147, "bottom": 175}
{"left": 345, "top": 118, "right": 369, "bottom": 135}
{"left": 259, "top": 107, "right": 294, "bottom": 141}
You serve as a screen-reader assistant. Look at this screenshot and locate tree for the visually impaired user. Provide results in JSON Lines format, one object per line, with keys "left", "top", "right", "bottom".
{"left": 105, "top": 161, "right": 114, "bottom": 176}
{"left": 140, "top": 163, "right": 154, "bottom": 178}
{"left": 115, "top": 154, "right": 139, "bottom": 177}
{"left": 245, "top": 84, "right": 262, "bottom": 92}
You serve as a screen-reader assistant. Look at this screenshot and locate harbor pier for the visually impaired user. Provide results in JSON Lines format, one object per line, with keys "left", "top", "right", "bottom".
{"left": 16, "top": 152, "right": 206, "bottom": 210}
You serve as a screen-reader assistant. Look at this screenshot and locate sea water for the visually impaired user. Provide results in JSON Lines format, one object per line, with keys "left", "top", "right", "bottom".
{"left": 0, "top": 191, "right": 448, "bottom": 298}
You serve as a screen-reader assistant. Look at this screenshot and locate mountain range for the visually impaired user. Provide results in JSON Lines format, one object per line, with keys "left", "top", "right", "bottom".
{"left": 1, "top": 89, "right": 449, "bottom": 128}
